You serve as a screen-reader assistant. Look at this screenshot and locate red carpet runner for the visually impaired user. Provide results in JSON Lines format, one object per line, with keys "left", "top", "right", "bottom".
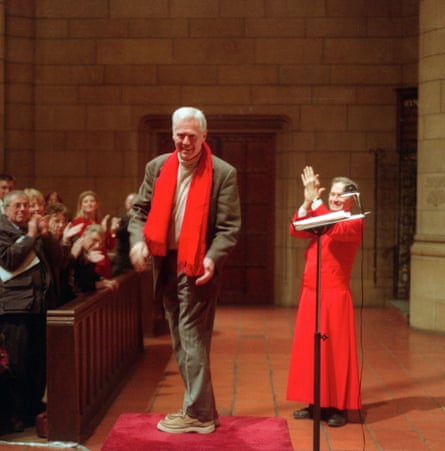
{"left": 101, "top": 413, "right": 293, "bottom": 450}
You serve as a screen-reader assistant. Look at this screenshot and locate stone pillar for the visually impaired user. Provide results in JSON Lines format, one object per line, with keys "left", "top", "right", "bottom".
{"left": 410, "top": 0, "right": 445, "bottom": 332}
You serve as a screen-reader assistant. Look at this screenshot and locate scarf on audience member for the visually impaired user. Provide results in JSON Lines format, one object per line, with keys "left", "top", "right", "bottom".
{"left": 143, "top": 142, "right": 213, "bottom": 277}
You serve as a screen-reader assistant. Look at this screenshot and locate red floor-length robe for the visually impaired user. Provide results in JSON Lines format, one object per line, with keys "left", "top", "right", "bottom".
{"left": 287, "top": 204, "right": 363, "bottom": 410}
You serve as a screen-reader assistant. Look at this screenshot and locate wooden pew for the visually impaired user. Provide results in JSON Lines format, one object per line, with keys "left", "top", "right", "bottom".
{"left": 46, "top": 270, "right": 151, "bottom": 442}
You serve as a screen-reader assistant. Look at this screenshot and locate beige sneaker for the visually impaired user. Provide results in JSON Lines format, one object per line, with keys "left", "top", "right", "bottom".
{"left": 157, "top": 412, "right": 215, "bottom": 434}
{"left": 165, "top": 409, "right": 185, "bottom": 420}
{"left": 165, "top": 410, "right": 220, "bottom": 426}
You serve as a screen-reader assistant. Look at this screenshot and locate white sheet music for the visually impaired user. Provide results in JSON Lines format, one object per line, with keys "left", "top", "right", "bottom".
{"left": 292, "top": 211, "right": 365, "bottom": 231}
{"left": 0, "top": 250, "right": 40, "bottom": 282}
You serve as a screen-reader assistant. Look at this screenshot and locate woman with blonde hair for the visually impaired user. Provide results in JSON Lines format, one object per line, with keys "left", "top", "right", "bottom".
{"left": 74, "top": 190, "right": 102, "bottom": 223}
{"left": 24, "top": 188, "right": 45, "bottom": 216}
{"left": 71, "top": 190, "right": 119, "bottom": 278}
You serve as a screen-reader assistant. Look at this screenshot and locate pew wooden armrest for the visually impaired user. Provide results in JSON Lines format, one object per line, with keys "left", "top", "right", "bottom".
{"left": 46, "top": 270, "right": 149, "bottom": 442}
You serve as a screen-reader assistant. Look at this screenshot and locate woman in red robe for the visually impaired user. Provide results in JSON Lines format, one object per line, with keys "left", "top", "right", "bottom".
{"left": 287, "top": 166, "right": 364, "bottom": 427}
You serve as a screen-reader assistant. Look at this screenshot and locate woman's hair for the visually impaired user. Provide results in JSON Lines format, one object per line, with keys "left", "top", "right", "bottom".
{"left": 331, "top": 176, "right": 358, "bottom": 193}
{"left": 45, "top": 202, "right": 68, "bottom": 218}
{"left": 24, "top": 188, "right": 45, "bottom": 204}
{"left": 75, "top": 190, "right": 102, "bottom": 221}
{"left": 172, "top": 106, "right": 207, "bottom": 133}
{"left": 45, "top": 191, "right": 63, "bottom": 204}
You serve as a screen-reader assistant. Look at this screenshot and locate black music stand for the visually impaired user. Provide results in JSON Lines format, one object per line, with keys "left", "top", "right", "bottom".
{"left": 292, "top": 211, "right": 365, "bottom": 451}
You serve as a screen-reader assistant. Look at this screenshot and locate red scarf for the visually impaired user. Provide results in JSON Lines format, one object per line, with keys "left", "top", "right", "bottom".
{"left": 143, "top": 143, "right": 213, "bottom": 276}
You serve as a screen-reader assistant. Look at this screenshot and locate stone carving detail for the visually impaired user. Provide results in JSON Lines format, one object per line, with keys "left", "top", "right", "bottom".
{"left": 425, "top": 177, "right": 445, "bottom": 207}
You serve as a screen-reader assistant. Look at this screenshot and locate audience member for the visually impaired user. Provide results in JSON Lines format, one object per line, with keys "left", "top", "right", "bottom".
{"left": 0, "top": 190, "right": 55, "bottom": 433}
{"left": 71, "top": 190, "right": 118, "bottom": 279}
{"left": 70, "top": 224, "right": 119, "bottom": 293}
{"left": 24, "top": 188, "right": 45, "bottom": 216}
{"left": 45, "top": 191, "right": 63, "bottom": 206}
{"left": 44, "top": 203, "right": 83, "bottom": 306}
{"left": 0, "top": 174, "right": 16, "bottom": 214}
{"left": 45, "top": 203, "right": 69, "bottom": 242}
{"left": 112, "top": 192, "right": 137, "bottom": 276}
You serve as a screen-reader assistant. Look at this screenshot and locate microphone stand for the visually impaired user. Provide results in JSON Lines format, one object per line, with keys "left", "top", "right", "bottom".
{"left": 310, "top": 225, "right": 329, "bottom": 451}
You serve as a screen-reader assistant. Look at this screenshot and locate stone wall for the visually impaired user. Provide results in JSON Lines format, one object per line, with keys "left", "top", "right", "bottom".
{"left": 0, "top": 0, "right": 420, "bottom": 307}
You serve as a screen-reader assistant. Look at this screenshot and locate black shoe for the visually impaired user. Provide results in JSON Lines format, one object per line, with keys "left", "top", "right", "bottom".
{"left": 327, "top": 409, "right": 347, "bottom": 427}
{"left": 293, "top": 405, "right": 313, "bottom": 420}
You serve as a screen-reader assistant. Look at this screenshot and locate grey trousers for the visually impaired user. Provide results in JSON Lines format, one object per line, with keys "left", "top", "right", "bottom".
{"left": 158, "top": 251, "right": 219, "bottom": 422}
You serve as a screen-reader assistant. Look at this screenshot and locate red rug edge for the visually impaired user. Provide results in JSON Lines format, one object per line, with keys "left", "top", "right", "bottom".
{"left": 101, "top": 413, "right": 294, "bottom": 451}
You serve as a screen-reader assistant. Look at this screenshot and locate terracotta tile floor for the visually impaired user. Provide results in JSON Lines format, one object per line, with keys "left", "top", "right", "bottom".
{"left": 1, "top": 303, "right": 445, "bottom": 451}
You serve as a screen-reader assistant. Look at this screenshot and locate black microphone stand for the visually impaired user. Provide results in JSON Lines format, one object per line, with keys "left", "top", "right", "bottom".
{"left": 310, "top": 225, "right": 329, "bottom": 451}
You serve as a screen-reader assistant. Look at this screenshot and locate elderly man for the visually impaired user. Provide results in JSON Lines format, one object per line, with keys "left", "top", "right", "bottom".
{"left": 128, "top": 106, "right": 241, "bottom": 434}
{"left": 0, "top": 190, "right": 54, "bottom": 433}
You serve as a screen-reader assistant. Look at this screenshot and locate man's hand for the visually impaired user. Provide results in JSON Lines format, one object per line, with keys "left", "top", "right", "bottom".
{"left": 130, "top": 241, "right": 150, "bottom": 272}
{"left": 27, "top": 214, "right": 47, "bottom": 238}
{"left": 195, "top": 257, "right": 215, "bottom": 286}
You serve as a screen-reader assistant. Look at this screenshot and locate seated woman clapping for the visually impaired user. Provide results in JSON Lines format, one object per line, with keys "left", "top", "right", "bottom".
{"left": 70, "top": 224, "right": 119, "bottom": 293}
{"left": 71, "top": 190, "right": 118, "bottom": 278}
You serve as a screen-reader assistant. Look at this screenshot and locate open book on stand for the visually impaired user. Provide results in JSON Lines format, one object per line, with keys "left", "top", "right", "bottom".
{"left": 292, "top": 210, "right": 365, "bottom": 231}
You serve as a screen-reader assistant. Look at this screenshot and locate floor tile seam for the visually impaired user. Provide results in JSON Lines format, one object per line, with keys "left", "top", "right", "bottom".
{"left": 146, "top": 353, "right": 176, "bottom": 413}
{"left": 375, "top": 332, "right": 432, "bottom": 382}
{"left": 392, "top": 412, "right": 435, "bottom": 450}
{"left": 363, "top": 351, "right": 445, "bottom": 423}
{"left": 357, "top": 422, "right": 384, "bottom": 451}
{"left": 262, "top": 309, "right": 281, "bottom": 418}
{"left": 360, "top": 360, "right": 427, "bottom": 445}
{"left": 363, "top": 394, "right": 434, "bottom": 451}
{"left": 365, "top": 423, "right": 433, "bottom": 451}
{"left": 229, "top": 309, "right": 242, "bottom": 416}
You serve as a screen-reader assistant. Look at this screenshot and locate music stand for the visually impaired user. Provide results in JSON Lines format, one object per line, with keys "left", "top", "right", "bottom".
{"left": 292, "top": 211, "right": 365, "bottom": 451}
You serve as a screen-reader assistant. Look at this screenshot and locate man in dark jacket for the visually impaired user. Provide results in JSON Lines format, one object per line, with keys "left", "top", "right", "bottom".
{"left": 129, "top": 107, "right": 241, "bottom": 434}
{"left": 112, "top": 192, "right": 137, "bottom": 276}
{"left": 0, "top": 190, "right": 54, "bottom": 433}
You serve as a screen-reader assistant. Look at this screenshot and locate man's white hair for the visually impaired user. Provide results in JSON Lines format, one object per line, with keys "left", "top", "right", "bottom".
{"left": 172, "top": 107, "right": 207, "bottom": 133}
